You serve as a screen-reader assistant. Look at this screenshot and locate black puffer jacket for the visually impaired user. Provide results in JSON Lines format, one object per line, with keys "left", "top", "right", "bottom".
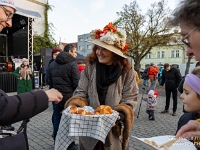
{"left": 141, "top": 68, "right": 149, "bottom": 80}
{"left": 161, "top": 67, "right": 182, "bottom": 89}
{"left": 48, "top": 52, "right": 80, "bottom": 102}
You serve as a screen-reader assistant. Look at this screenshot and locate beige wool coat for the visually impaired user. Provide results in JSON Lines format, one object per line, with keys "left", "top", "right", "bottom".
{"left": 72, "top": 63, "right": 138, "bottom": 150}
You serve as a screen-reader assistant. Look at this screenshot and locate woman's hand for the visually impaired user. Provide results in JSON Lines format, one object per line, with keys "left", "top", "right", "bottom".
{"left": 113, "top": 113, "right": 122, "bottom": 127}
{"left": 28, "top": 69, "right": 31, "bottom": 74}
{"left": 45, "top": 89, "right": 63, "bottom": 104}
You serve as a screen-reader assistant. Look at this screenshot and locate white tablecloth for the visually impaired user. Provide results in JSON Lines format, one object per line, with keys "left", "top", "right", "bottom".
{"left": 55, "top": 106, "right": 118, "bottom": 150}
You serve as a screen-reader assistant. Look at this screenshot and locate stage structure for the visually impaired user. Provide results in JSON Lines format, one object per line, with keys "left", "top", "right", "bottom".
{"left": 16, "top": 6, "right": 42, "bottom": 70}
{"left": 0, "top": 7, "right": 42, "bottom": 93}
{"left": 2, "top": 7, "right": 41, "bottom": 70}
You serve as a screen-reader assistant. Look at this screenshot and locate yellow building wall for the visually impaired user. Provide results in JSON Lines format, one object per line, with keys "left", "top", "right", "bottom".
{"left": 140, "top": 45, "right": 185, "bottom": 69}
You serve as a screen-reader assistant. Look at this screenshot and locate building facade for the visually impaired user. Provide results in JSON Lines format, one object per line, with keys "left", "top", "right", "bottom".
{"left": 140, "top": 45, "right": 197, "bottom": 69}
{"left": 77, "top": 33, "right": 92, "bottom": 57}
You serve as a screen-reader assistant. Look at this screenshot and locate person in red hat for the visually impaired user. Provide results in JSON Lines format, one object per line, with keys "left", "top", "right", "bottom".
{"left": 45, "top": 48, "right": 62, "bottom": 138}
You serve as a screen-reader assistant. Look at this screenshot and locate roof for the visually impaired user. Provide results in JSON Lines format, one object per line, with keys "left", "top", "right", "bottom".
{"left": 16, "top": 7, "right": 42, "bottom": 18}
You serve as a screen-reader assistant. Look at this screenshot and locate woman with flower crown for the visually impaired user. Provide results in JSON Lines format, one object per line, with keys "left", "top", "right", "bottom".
{"left": 63, "top": 22, "right": 138, "bottom": 150}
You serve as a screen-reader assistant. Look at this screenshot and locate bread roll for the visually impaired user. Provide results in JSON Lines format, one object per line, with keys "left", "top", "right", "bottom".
{"left": 77, "top": 109, "right": 86, "bottom": 115}
{"left": 94, "top": 112, "right": 100, "bottom": 115}
{"left": 95, "top": 105, "right": 113, "bottom": 115}
{"left": 104, "top": 105, "right": 113, "bottom": 114}
{"left": 68, "top": 105, "right": 78, "bottom": 114}
{"left": 85, "top": 112, "right": 93, "bottom": 115}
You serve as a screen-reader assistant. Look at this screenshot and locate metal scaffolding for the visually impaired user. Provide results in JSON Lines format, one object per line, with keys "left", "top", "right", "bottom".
{"left": 27, "top": 18, "right": 34, "bottom": 71}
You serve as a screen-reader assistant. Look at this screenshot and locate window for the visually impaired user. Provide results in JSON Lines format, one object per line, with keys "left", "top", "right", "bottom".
{"left": 157, "top": 52, "right": 160, "bottom": 58}
{"left": 145, "top": 54, "right": 152, "bottom": 59}
{"left": 161, "top": 51, "right": 165, "bottom": 58}
{"left": 171, "top": 50, "right": 179, "bottom": 58}
{"left": 79, "top": 46, "right": 83, "bottom": 51}
{"left": 149, "top": 54, "right": 151, "bottom": 59}
{"left": 79, "top": 38, "right": 83, "bottom": 42}
{"left": 176, "top": 50, "right": 179, "bottom": 57}
{"left": 171, "top": 50, "right": 175, "bottom": 58}
{"left": 87, "top": 45, "right": 92, "bottom": 50}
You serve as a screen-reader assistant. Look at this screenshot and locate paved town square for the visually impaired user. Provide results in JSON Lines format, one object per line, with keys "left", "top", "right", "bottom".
{"left": 9, "top": 85, "right": 184, "bottom": 150}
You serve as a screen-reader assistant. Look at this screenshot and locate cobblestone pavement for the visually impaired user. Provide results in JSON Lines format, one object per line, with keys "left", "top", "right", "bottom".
{"left": 8, "top": 84, "right": 184, "bottom": 150}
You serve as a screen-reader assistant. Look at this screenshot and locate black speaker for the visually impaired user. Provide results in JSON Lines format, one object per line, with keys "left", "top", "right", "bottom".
{"left": 40, "top": 48, "right": 52, "bottom": 57}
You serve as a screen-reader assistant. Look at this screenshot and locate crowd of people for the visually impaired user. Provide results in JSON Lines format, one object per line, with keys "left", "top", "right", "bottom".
{"left": 1, "top": 0, "right": 200, "bottom": 150}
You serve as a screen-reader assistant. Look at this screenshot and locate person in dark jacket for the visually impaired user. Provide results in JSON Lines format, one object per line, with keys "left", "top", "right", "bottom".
{"left": 160, "top": 63, "right": 182, "bottom": 116}
{"left": 45, "top": 48, "right": 62, "bottom": 137}
{"left": 33, "top": 62, "right": 38, "bottom": 71}
{"left": 39, "top": 63, "right": 46, "bottom": 87}
{"left": 142, "top": 66, "right": 149, "bottom": 86}
{"left": 0, "top": 88, "right": 62, "bottom": 126}
{"left": 45, "top": 48, "right": 62, "bottom": 87}
{"left": 48, "top": 44, "right": 79, "bottom": 149}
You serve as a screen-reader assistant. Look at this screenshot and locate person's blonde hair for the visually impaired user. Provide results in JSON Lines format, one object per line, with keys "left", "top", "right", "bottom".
{"left": 191, "top": 66, "right": 200, "bottom": 99}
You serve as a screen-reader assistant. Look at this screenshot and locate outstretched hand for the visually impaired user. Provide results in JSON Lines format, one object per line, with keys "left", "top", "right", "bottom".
{"left": 45, "top": 88, "right": 63, "bottom": 104}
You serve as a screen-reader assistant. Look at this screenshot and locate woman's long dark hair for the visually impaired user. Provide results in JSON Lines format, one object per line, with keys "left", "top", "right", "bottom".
{"left": 86, "top": 45, "right": 132, "bottom": 73}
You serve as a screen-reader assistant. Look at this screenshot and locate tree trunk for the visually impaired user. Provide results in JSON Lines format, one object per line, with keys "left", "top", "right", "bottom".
{"left": 134, "top": 58, "right": 141, "bottom": 78}
{"left": 185, "top": 56, "right": 192, "bottom": 76}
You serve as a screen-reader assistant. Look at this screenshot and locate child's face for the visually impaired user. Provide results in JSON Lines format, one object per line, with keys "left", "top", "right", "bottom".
{"left": 180, "top": 82, "right": 200, "bottom": 113}
{"left": 148, "top": 94, "right": 152, "bottom": 98}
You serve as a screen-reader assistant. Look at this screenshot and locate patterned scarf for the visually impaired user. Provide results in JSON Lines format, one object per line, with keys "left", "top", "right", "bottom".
{"left": 20, "top": 67, "right": 30, "bottom": 80}
{"left": 96, "top": 60, "right": 121, "bottom": 104}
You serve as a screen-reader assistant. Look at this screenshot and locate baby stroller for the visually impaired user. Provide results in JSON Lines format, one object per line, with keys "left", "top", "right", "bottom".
{"left": 0, "top": 89, "right": 29, "bottom": 150}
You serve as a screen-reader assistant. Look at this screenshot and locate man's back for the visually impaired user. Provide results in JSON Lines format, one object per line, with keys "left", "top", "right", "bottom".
{"left": 48, "top": 51, "right": 79, "bottom": 101}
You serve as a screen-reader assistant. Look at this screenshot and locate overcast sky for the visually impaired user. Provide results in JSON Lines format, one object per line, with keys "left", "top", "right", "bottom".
{"left": 48, "top": 0, "right": 179, "bottom": 43}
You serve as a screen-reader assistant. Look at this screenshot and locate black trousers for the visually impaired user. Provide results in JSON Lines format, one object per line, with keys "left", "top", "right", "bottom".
{"left": 146, "top": 110, "right": 155, "bottom": 118}
{"left": 165, "top": 87, "right": 177, "bottom": 112}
